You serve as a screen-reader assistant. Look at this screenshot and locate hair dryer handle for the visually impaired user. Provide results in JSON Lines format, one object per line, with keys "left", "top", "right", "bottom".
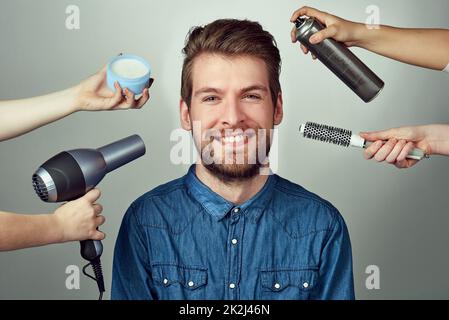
{"left": 80, "top": 239, "right": 103, "bottom": 261}
{"left": 80, "top": 239, "right": 106, "bottom": 295}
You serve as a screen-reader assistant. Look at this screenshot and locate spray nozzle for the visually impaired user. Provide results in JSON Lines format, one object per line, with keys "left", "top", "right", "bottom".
{"left": 295, "top": 17, "right": 306, "bottom": 28}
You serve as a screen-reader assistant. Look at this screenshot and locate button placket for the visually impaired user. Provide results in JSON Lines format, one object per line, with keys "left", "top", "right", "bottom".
{"left": 226, "top": 207, "right": 244, "bottom": 299}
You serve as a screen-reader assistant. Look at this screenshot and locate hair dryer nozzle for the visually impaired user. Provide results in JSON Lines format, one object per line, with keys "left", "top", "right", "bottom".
{"left": 97, "top": 134, "right": 146, "bottom": 173}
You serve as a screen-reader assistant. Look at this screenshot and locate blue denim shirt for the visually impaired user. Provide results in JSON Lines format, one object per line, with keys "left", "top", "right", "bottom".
{"left": 111, "top": 165, "right": 354, "bottom": 300}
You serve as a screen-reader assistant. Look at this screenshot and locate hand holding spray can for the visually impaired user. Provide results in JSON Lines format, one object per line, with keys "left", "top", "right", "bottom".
{"left": 294, "top": 17, "right": 384, "bottom": 103}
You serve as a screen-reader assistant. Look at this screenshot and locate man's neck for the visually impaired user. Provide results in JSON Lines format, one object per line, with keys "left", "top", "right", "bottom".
{"left": 195, "top": 163, "right": 269, "bottom": 205}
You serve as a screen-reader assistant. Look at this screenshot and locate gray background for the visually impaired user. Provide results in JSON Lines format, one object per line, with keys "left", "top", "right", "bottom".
{"left": 0, "top": 0, "right": 448, "bottom": 300}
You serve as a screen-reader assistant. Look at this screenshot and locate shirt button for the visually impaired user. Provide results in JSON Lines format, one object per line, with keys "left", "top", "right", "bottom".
{"left": 233, "top": 208, "right": 240, "bottom": 213}
{"left": 229, "top": 283, "right": 236, "bottom": 289}
{"left": 274, "top": 283, "right": 281, "bottom": 289}
{"left": 303, "top": 282, "right": 309, "bottom": 288}
{"left": 231, "top": 239, "right": 238, "bottom": 245}
{"left": 188, "top": 281, "right": 194, "bottom": 287}
{"left": 163, "top": 278, "right": 169, "bottom": 285}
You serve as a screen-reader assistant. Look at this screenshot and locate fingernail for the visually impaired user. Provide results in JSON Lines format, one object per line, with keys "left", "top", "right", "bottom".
{"left": 309, "top": 35, "right": 318, "bottom": 43}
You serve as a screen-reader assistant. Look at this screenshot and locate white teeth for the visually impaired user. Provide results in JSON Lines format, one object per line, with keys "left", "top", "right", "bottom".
{"left": 222, "top": 135, "right": 245, "bottom": 143}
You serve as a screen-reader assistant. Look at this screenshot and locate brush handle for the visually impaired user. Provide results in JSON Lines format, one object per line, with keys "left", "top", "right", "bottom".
{"left": 364, "top": 141, "right": 427, "bottom": 161}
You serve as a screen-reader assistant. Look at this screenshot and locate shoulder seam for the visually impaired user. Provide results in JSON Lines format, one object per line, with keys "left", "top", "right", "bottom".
{"left": 275, "top": 183, "right": 337, "bottom": 213}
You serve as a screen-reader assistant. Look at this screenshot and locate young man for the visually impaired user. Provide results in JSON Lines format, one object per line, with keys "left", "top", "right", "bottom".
{"left": 112, "top": 19, "right": 354, "bottom": 300}
{"left": 290, "top": 6, "right": 449, "bottom": 169}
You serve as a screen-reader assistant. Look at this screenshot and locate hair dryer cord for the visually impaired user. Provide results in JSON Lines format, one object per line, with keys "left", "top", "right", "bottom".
{"left": 82, "top": 258, "right": 105, "bottom": 300}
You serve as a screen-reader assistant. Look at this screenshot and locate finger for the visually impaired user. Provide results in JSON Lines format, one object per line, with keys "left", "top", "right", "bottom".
{"left": 300, "top": 44, "right": 309, "bottom": 54}
{"left": 114, "top": 80, "right": 123, "bottom": 95}
{"left": 364, "top": 140, "right": 384, "bottom": 160}
{"left": 124, "top": 88, "right": 137, "bottom": 107}
{"left": 374, "top": 139, "right": 398, "bottom": 162}
{"left": 395, "top": 159, "right": 418, "bottom": 169}
{"left": 93, "top": 203, "right": 103, "bottom": 215}
{"left": 386, "top": 140, "right": 407, "bottom": 164}
{"left": 290, "top": 6, "right": 328, "bottom": 23}
{"left": 105, "top": 81, "right": 124, "bottom": 106}
{"left": 95, "top": 215, "right": 106, "bottom": 227}
{"left": 90, "top": 230, "right": 106, "bottom": 241}
{"left": 99, "top": 64, "right": 107, "bottom": 74}
{"left": 148, "top": 78, "right": 154, "bottom": 89}
{"left": 83, "top": 188, "right": 101, "bottom": 203}
{"left": 291, "top": 26, "right": 298, "bottom": 43}
{"left": 397, "top": 141, "right": 415, "bottom": 162}
{"left": 309, "top": 25, "right": 337, "bottom": 44}
{"left": 395, "top": 159, "right": 408, "bottom": 169}
{"left": 360, "top": 128, "right": 398, "bottom": 142}
{"left": 135, "top": 88, "right": 150, "bottom": 109}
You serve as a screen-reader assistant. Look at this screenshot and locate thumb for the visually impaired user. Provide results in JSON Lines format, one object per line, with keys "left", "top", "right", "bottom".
{"left": 359, "top": 128, "right": 400, "bottom": 142}
{"left": 90, "top": 230, "right": 106, "bottom": 241}
{"left": 99, "top": 64, "right": 107, "bottom": 75}
{"left": 309, "top": 25, "right": 337, "bottom": 44}
{"left": 82, "top": 188, "right": 101, "bottom": 203}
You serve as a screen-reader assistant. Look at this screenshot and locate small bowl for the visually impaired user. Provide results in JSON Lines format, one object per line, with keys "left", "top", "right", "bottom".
{"left": 107, "top": 54, "right": 151, "bottom": 95}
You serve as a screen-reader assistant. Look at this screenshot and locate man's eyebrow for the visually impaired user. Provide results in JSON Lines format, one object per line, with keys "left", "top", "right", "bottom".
{"left": 193, "top": 85, "right": 269, "bottom": 97}
{"left": 240, "top": 85, "right": 269, "bottom": 94}
{"left": 193, "top": 87, "right": 223, "bottom": 97}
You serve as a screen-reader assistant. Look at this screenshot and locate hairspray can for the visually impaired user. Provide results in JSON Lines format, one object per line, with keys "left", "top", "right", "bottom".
{"left": 295, "top": 17, "right": 384, "bottom": 103}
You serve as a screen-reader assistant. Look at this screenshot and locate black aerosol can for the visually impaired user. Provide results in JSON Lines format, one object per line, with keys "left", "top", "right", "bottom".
{"left": 295, "top": 17, "right": 384, "bottom": 103}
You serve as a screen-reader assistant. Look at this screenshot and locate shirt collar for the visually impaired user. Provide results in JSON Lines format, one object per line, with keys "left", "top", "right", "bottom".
{"left": 185, "top": 165, "right": 277, "bottom": 223}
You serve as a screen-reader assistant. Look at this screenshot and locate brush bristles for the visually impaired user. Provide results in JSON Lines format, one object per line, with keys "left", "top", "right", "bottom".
{"left": 302, "top": 122, "right": 352, "bottom": 147}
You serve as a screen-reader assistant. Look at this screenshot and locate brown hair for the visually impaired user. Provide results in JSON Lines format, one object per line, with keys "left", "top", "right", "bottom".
{"left": 181, "top": 19, "right": 282, "bottom": 107}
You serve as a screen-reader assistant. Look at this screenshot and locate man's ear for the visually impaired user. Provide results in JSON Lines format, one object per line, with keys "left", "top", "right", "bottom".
{"left": 180, "top": 99, "right": 192, "bottom": 131}
{"left": 274, "top": 93, "right": 283, "bottom": 125}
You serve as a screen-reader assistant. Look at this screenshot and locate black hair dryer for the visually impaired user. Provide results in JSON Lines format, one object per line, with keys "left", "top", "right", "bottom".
{"left": 31, "top": 135, "right": 146, "bottom": 299}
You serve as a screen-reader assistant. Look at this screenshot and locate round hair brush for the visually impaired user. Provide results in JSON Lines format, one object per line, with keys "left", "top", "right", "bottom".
{"left": 299, "top": 122, "right": 427, "bottom": 161}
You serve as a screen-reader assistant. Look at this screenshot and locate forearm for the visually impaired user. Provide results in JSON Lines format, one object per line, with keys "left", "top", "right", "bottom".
{"left": 0, "top": 85, "right": 82, "bottom": 141}
{"left": 356, "top": 25, "right": 449, "bottom": 70}
{"left": 0, "top": 211, "right": 62, "bottom": 251}
{"left": 422, "top": 124, "right": 449, "bottom": 156}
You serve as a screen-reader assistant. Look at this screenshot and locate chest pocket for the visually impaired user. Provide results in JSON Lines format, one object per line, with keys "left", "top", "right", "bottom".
{"left": 151, "top": 264, "right": 208, "bottom": 300}
{"left": 259, "top": 269, "right": 318, "bottom": 300}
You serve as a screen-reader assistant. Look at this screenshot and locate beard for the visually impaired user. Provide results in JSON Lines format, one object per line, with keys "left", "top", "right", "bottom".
{"left": 197, "top": 127, "right": 272, "bottom": 183}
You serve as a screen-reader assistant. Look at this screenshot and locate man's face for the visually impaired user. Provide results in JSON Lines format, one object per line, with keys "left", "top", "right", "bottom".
{"left": 180, "top": 53, "right": 283, "bottom": 181}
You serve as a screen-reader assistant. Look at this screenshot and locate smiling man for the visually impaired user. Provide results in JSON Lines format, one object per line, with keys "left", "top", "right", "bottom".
{"left": 111, "top": 19, "right": 354, "bottom": 300}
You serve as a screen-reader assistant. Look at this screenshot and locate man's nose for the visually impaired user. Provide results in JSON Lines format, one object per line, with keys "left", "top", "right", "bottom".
{"left": 221, "top": 99, "right": 246, "bottom": 127}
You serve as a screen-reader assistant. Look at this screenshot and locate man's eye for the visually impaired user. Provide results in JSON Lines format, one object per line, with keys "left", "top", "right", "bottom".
{"left": 244, "top": 94, "right": 261, "bottom": 100}
{"left": 203, "top": 96, "right": 219, "bottom": 102}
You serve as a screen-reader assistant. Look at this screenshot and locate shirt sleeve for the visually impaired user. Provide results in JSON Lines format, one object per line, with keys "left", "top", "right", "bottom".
{"left": 111, "top": 203, "right": 154, "bottom": 300}
{"left": 312, "top": 209, "right": 355, "bottom": 300}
